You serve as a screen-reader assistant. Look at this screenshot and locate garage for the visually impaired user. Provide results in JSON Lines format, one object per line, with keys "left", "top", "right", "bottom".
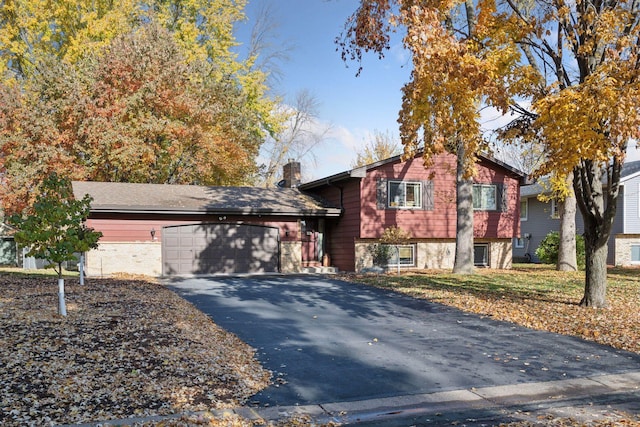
{"left": 162, "top": 223, "right": 280, "bottom": 275}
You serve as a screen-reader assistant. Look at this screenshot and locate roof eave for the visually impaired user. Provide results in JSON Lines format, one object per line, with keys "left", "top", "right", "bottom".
{"left": 89, "top": 206, "right": 343, "bottom": 217}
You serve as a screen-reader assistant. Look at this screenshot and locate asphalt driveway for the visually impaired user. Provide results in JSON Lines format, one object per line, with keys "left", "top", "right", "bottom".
{"left": 166, "top": 275, "right": 640, "bottom": 410}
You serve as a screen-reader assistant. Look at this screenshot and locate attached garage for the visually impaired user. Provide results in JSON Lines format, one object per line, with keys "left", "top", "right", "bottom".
{"left": 162, "top": 223, "right": 280, "bottom": 275}
{"left": 72, "top": 172, "right": 342, "bottom": 277}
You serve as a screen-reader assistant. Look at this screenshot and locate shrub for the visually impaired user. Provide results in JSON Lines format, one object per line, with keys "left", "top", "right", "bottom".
{"left": 369, "top": 243, "right": 393, "bottom": 267}
{"left": 535, "top": 231, "right": 585, "bottom": 268}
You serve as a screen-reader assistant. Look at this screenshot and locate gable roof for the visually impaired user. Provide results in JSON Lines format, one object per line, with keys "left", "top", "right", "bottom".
{"left": 72, "top": 181, "right": 342, "bottom": 217}
{"left": 299, "top": 151, "right": 526, "bottom": 191}
{"left": 521, "top": 160, "right": 640, "bottom": 198}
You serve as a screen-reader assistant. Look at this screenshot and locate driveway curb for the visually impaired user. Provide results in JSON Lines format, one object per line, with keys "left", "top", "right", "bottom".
{"left": 62, "top": 372, "right": 640, "bottom": 426}
{"left": 240, "top": 371, "right": 640, "bottom": 425}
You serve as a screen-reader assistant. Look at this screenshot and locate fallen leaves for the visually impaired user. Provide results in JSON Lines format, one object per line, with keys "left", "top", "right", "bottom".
{"left": 350, "top": 265, "right": 640, "bottom": 355}
{"left": 0, "top": 276, "right": 271, "bottom": 426}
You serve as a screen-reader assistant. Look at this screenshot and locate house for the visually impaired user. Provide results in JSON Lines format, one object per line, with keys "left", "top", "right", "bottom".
{"left": 299, "top": 152, "right": 525, "bottom": 272}
{"left": 514, "top": 161, "right": 640, "bottom": 266}
{"left": 73, "top": 152, "right": 525, "bottom": 277}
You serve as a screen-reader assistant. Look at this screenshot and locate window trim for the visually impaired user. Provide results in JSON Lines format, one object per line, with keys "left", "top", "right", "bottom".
{"left": 551, "top": 199, "right": 560, "bottom": 219}
{"left": 387, "top": 181, "right": 423, "bottom": 209}
{"left": 514, "top": 237, "right": 525, "bottom": 249}
{"left": 385, "top": 244, "right": 416, "bottom": 267}
{"left": 474, "top": 243, "right": 490, "bottom": 266}
{"left": 473, "top": 184, "right": 497, "bottom": 211}
{"left": 520, "top": 199, "right": 528, "bottom": 221}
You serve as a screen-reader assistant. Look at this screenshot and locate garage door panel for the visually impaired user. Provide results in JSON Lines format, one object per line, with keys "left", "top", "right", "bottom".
{"left": 163, "top": 224, "right": 279, "bottom": 275}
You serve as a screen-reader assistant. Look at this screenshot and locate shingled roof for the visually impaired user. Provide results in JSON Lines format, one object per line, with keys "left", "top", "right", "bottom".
{"left": 72, "top": 181, "right": 342, "bottom": 217}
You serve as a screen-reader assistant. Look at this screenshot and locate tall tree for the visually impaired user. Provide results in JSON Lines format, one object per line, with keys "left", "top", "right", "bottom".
{"left": 352, "top": 129, "right": 401, "bottom": 168}
{"left": 0, "top": 0, "right": 280, "bottom": 212}
{"left": 502, "top": 0, "right": 640, "bottom": 306}
{"left": 338, "top": 0, "right": 531, "bottom": 274}
{"left": 0, "top": 24, "right": 265, "bottom": 212}
{"left": 258, "top": 90, "right": 331, "bottom": 188}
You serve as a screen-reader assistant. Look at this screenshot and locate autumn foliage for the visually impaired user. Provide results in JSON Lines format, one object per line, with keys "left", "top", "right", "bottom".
{"left": 0, "top": 1, "right": 277, "bottom": 214}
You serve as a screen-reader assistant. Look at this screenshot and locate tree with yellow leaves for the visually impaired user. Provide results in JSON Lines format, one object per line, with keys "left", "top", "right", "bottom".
{"left": 0, "top": 0, "right": 280, "bottom": 213}
{"left": 338, "top": 0, "right": 535, "bottom": 274}
{"left": 341, "top": 0, "right": 640, "bottom": 307}
{"left": 501, "top": 0, "right": 640, "bottom": 307}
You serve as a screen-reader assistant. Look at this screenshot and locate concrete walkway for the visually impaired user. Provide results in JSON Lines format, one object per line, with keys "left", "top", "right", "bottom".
{"left": 164, "top": 274, "right": 640, "bottom": 425}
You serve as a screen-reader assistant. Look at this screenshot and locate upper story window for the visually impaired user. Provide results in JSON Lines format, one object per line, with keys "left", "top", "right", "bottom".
{"left": 520, "top": 199, "right": 528, "bottom": 221}
{"left": 376, "top": 178, "right": 434, "bottom": 211}
{"left": 388, "top": 181, "right": 422, "bottom": 209}
{"left": 473, "top": 184, "right": 497, "bottom": 210}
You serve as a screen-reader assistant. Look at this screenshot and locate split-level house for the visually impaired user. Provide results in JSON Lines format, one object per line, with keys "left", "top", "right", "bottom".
{"left": 73, "top": 152, "right": 526, "bottom": 277}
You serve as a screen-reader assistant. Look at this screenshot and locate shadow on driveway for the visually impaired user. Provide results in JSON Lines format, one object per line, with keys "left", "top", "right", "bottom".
{"left": 165, "top": 275, "right": 640, "bottom": 408}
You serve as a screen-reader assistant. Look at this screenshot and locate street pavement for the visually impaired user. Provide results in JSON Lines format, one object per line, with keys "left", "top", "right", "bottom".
{"left": 166, "top": 274, "right": 640, "bottom": 425}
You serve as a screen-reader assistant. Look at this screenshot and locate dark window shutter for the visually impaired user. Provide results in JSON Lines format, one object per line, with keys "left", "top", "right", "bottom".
{"left": 376, "top": 179, "right": 387, "bottom": 210}
{"left": 499, "top": 183, "right": 508, "bottom": 212}
{"left": 422, "top": 181, "right": 434, "bottom": 210}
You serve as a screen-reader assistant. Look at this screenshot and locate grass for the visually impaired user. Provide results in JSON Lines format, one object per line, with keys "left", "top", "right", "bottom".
{"left": 350, "top": 264, "right": 640, "bottom": 354}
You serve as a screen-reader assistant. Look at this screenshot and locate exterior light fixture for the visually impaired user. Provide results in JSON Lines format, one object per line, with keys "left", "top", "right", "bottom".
{"left": 150, "top": 228, "right": 156, "bottom": 241}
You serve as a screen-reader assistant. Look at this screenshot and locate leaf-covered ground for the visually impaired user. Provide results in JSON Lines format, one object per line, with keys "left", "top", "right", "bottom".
{"left": 0, "top": 275, "right": 271, "bottom": 426}
{"left": 2, "top": 267, "right": 639, "bottom": 427}
{"left": 351, "top": 265, "right": 640, "bottom": 355}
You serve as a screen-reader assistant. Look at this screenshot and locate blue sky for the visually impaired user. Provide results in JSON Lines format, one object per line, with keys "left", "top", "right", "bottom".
{"left": 234, "top": 0, "right": 412, "bottom": 180}
{"left": 234, "top": 1, "right": 640, "bottom": 181}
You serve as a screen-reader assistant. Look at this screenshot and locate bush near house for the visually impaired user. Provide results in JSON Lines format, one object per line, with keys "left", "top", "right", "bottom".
{"left": 535, "top": 231, "right": 586, "bottom": 269}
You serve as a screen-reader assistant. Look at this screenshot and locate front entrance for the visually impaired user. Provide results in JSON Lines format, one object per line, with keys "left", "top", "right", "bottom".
{"left": 301, "top": 219, "right": 324, "bottom": 266}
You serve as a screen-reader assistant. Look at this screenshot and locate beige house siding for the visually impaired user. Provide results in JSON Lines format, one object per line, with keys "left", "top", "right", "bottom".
{"left": 86, "top": 241, "right": 302, "bottom": 277}
{"left": 281, "top": 241, "right": 302, "bottom": 273}
{"left": 86, "top": 242, "right": 162, "bottom": 277}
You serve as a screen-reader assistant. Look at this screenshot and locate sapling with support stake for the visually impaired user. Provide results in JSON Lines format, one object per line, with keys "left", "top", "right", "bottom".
{"left": 9, "top": 173, "right": 102, "bottom": 316}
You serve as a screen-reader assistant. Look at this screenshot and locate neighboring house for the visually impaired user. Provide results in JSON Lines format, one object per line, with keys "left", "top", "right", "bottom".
{"left": 514, "top": 161, "right": 640, "bottom": 266}
{"left": 73, "top": 152, "right": 525, "bottom": 277}
{"left": 0, "top": 222, "right": 17, "bottom": 266}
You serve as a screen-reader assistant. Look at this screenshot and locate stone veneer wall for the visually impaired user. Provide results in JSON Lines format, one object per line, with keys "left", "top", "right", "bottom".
{"left": 355, "top": 239, "right": 512, "bottom": 271}
{"left": 280, "top": 241, "right": 302, "bottom": 273}
{"left": 614, "top": 234, "right": 640, "bottom": 266}
{"left": 86, "top": 242, "right": 162, "bottom": 277}
{"left": 87, "top": 241, "right": 303, "bottom": 277}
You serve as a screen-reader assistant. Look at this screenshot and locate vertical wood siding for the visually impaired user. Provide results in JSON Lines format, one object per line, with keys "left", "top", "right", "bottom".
{"left": 309, "top": 180, "right": 361, "bottom": 272}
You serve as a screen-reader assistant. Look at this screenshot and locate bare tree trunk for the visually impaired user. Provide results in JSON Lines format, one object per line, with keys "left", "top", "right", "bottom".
{"left": 580, "top": 235, "right": 608, "bottom": 307}
{"left": 558, "top": 172, "right": 577, "bottom": 271}
{"left": 453, "top": 141, "right": 474, "bottom": 274}
{"left": 573, "top": 160, "right": 620, "bottom": 308}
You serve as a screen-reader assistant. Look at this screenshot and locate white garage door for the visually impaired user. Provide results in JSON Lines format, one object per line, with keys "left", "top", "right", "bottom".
{"left": 162, "top": 223, "right": 280, "bottom": 275}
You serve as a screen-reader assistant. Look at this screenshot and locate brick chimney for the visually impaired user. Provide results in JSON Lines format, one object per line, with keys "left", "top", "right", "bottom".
{"left": 282, "top": 160, "right": 301, "bottom": 188}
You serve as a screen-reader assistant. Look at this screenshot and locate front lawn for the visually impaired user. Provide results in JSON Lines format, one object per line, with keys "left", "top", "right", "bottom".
{"left": 0, "top": 274, "right": 271, "bottom": 426}
{"left": 350, "top": 264, "right": 640, "bottom": 354}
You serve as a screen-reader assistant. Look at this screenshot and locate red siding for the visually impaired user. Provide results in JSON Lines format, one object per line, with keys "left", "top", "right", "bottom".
{"left": 357, "top": 153, "right": 521, "bottom": 240}
{"left": 86, "top": 214, "right": 302, "bottom": 243}
{"left": 308, "top": 179, "right": 361, "bottom": 272}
